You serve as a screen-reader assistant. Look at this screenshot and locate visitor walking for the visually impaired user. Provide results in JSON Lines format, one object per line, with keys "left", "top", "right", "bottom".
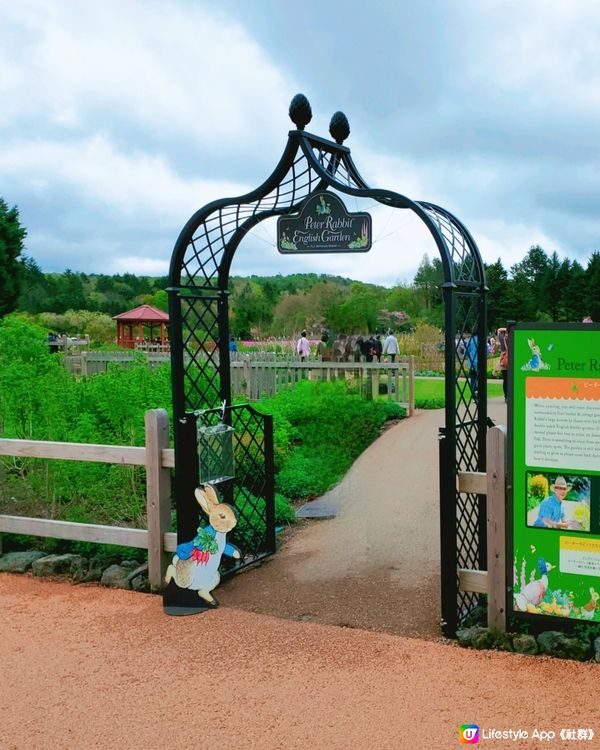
{"left": 371, "top": 335, "right": 382, "bottom": 363}
{"left": 316, "top": 331, "right": 332, "bottom": 361}
{"left": 495, "top": 327, "right": 509, "bottom": 402}
{"left": 465, "top": 334, "right": 479, "bottom": 400}
{"left": 296, "top": 330, "right": 310, "bottom": 361}
{"left": 383, "top": 330, "right": 399, "bottom": 363}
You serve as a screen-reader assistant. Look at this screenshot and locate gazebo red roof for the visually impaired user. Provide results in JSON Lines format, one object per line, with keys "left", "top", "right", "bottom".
{"left": 112, "top": 305, "right": 169, "bottom": 322}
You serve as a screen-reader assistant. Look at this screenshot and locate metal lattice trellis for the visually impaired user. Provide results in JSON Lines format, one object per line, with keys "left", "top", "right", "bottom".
{"left": 167, "top": 95, "right": 488, "bottom": 633}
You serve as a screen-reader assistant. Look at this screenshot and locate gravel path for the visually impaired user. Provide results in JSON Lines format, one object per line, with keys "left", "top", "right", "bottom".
{"left": 1, "top": 574, "right": 598, "bottom": 750}
{"left": 220, "top": 400, "right": 507, "bottom": 638}
{"left": 3, "top": 400, "right": 599, "bottom": 749}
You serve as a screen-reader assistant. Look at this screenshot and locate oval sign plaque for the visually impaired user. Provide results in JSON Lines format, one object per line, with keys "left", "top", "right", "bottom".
{"left": 277, "top": 192, "right": 372, "bottom": 254}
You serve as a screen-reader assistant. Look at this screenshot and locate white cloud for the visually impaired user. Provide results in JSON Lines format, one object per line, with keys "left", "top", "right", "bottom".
{"left": 0, "top": 135, "right": 250, "bottom": 220}
{"left": 1, "top": 0, "right": 600, "bottom": 281}
{"left": 0, "top": 0, "right": 295, "bottom": 146}
{"left": 477, "top": 0, "right": 600, "bottom": 111}
{"left": 472, "top": 219, "right": 562, "bottom": 270}
{"left": 110, "top": 256, "right": 169, "bottom": 275}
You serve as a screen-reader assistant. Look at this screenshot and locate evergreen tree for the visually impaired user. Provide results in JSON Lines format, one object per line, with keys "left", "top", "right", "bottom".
{"left": 485, "top": 259, "right": 510, "bottom": 330}
{"left": 414, "top": 254, "right": 444, "bottom": 314}
{"left": 584, "top": 251, "right": 600, "bottom": 322}
{"left": 17, "top": 255, "right": 51, "bottom": 313}
{"left": 562, "top": 260, "right": 587, "bottom": 322}
{"left": 540, "top": 251, "right": 569, "bottom": 321}
{"left": 50, "top": 270, "right": 87, "bottom": 313}
{"left": 0, "top": 198, "right": 27, "bottom": 317}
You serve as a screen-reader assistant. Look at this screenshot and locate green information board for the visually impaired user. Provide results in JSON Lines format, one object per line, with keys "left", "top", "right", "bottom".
{"left": 510, "top": 322, "right": 600, "bottom": 626}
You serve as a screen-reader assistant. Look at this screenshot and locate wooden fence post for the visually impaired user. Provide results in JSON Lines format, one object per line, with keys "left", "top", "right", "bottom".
{"left": 371, "top": 366, "right": 379, "bottom": 400}
{"left": 242, "top": 356, "right": 251, "bottom": 398}
{"left": 408, "top": 355, "right": 415, "bottom": 416}
{"left": 145, "top": 409, "right": 172, "bottom": 591}
{"left": 486, "top": 424, "right": 507, "bottom": 631}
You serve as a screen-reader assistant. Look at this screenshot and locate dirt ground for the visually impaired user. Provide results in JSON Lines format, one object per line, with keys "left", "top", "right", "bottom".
{"left": 4, "top": 399, "right": 598, "bottom": 749}
{"left": 1, "top": 574, "right": 599, "bottom": 750}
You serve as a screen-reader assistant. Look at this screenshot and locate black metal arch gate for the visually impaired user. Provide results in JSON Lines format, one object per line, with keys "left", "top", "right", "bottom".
{"left": 166, "top": 96, "right": 488, "bottom": 635}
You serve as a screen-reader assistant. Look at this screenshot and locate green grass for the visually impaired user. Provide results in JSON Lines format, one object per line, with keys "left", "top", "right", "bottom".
{"left": 376, "top": 376, "right": 504, "bottom": 408}
{"left": 414, "top": 377, "right": 504, "bottom": 403}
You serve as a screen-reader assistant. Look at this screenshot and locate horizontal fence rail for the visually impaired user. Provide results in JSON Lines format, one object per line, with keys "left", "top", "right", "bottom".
{"left": 456, "top": 424, "right": 507, "bottom": 632}
{"left": 64, "top": 351, "right": 171, "bottom": 376}
{"left": 0, "top": 409, "right": 175, "bottom": 590}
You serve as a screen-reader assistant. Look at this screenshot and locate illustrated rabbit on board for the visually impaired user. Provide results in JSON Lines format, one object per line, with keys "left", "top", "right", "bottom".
{"left": 521, "top": 338, "right": 550, "bottom": 372}
{"left": 165, "top": 484, "right": 241, "bottom": 604}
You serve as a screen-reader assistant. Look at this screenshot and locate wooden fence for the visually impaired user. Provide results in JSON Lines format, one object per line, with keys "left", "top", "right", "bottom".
{"left": 231, "top": 357, "right": 415, "bottom": 414}
{"left": 64, "top": 350, "right": 170, "bottom": 376}
{"left": 457, "top": 424, "right": 507, "bottom": 631}
{"left": 63, "top": 352, "right": 415, "bottom": 413}
{"left": 0, "top": 409, "right": 175, "bottom": 591}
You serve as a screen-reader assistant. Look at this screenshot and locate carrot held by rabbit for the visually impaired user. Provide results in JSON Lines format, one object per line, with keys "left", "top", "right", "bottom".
{"left": 165, "top": 484, "right": 241, "bottom": 605}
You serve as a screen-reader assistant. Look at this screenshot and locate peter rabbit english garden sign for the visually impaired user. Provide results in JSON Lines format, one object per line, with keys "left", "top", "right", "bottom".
{"left": 509, "top": 323, "right": 600, "bottom": 629}
{"left": 277, "top": 192, "right": 372, "bottom": 253}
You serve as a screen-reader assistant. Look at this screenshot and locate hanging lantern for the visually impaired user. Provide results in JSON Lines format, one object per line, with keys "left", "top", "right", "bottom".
{"left": 197, "top": 421, "right": 235, "bottom": 484}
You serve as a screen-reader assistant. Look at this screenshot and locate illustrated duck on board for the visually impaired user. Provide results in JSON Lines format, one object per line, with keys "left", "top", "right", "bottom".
{"left": 514, "top": 558, "right": 554, "bottom": 612}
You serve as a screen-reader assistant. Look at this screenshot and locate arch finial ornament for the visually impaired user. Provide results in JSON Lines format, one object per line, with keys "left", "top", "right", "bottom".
{"left": 329, "top": 111, "right": 350, "bottom": 143}
{"left": 289, "top": 93, "right": 312, "bottom": 130}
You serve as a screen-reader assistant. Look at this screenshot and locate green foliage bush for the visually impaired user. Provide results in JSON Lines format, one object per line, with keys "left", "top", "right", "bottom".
{"left": 0, "top": 317, "right": 174, "bottom": 527}
{"left": 0, "top": 319, "right": 402, "bottom": 555}
{"left": 256, "top": 380, "right": 404, "bottom": 500}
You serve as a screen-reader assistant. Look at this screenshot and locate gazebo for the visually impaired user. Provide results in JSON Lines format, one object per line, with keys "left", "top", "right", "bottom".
{"left": 112, "top": 304, "right": 170, "bottom": 350}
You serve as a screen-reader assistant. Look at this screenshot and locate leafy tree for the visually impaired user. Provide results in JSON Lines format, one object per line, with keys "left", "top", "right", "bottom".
{"left": 0, "top": 198, "right": 27, "bottom": 318}
{"left": 230, "top": 281, "right": 272, "bottom": 338}
{"left": 326, "top": 282, "right": 382, "bottom": 333}
{"left": 142, "top": 289, "right": 169, "bottom": 312}
{"left": 385, "top": 283, "right": 422, "bottom": 323}
{"left": 45, "top": 269, "right": 87, "bottom": 313}
{"left": 271, "top": 291, "right": 313, "bottom": 336}
{"left": 413, "top": 254, "right": 444, "bottom": 320}
{"left": 304, "top": 281, "right": 348, "bottom": 333}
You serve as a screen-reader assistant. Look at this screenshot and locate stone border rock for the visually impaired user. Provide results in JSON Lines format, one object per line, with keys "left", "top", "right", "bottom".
{"left": 0, "top": 550, "right": 151, "bottom": 592}
{"left": 457, "top": 625, "right": 600, "bottom": 663}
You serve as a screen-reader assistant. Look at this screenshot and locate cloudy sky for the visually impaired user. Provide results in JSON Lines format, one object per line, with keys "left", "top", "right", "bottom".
{"left": 1, "top": 0, "right": 599, "bottom": 286}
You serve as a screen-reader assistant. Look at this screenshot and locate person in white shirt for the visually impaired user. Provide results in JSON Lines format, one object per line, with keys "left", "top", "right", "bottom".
{"left": 382, "top": 330, "right": 399, "bottom": 362}
{"left": 296, "top": 330, "right": 310, "bottom": 361}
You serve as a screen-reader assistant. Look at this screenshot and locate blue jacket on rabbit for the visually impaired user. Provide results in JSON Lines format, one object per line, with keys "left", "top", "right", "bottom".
{"left": 176, "top": 525, "right": 237, "bottom": 560}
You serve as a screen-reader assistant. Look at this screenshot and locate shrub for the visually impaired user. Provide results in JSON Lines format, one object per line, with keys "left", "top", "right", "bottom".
{"left": 256, "top": 380, "right": 404, "bottom": 500}
{"left": 0, "top": 320, "right": 401, "bottom": 546}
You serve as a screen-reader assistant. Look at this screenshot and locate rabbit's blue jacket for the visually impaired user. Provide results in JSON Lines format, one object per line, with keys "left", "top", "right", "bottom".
{"left": 176, "top": 526, "right": 237, "bottom": 560}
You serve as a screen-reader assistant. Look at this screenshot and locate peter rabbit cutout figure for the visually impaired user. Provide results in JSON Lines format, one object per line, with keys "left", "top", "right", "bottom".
{"left": 165, "top": 484, "right": 241, "bottom": 605}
